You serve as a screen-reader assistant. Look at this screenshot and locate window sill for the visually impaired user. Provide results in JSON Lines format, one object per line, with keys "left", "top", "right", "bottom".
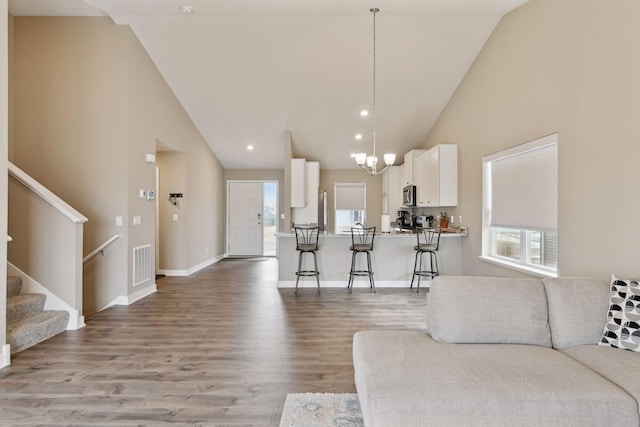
{"left": 479, "top": 256, "right": 557, "bottom": 279}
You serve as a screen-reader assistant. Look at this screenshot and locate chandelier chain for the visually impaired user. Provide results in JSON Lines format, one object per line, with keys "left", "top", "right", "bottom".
{"left": 371, "top": 7, "right": 378, "bottom": 160}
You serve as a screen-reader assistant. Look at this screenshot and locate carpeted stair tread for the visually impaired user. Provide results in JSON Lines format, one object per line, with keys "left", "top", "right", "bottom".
{"left": 7, "top": 293, "right": 47, "bottom": 324}
{"left": 7, "top": 276, "right": 23, "bottom": 297}
{"left": 7, "top": 310, "right": 69, "bottom": 355}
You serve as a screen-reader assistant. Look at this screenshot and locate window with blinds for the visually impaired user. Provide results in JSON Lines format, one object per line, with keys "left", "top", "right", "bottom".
{"left": 482, "top": 134, "right": 558, "bottom": 276}
{"left": 334, "top": 183, "right": 366, "bottom": 234}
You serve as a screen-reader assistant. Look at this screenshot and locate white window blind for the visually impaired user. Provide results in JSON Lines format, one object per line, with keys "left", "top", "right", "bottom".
{"left": 335, "top": 183, "right": 366, "bottom": 211}
{"left": 490, "top": 140, "right": 557, "bottom": 231}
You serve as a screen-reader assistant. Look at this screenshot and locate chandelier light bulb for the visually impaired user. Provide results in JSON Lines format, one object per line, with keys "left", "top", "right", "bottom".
{"left": 383, "top": 153, "right": 396, "bottom": 166}
{"left": 366, "top": 156, "right": 378, "bottom": 168}
{"left": 355, "top": 153, "right": 367, "bottom": 166}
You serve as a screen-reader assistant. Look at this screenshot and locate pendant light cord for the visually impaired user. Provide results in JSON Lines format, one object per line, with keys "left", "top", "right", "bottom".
{"left": 371, "top": 8, "right": 378, "bottom": 160}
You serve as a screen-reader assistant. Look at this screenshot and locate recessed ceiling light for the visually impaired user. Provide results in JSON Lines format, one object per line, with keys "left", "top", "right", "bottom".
{"left": 246, "top": 145, "right": 254, "bottom": 151}
{"left": 180, "top": 5, "right": 193, "bottom": 14}
{"left": 355, "top": 134, "right": 363, "bottom": 140}
{"left": 360, "top": 110, "right": 369, "bottom": 117}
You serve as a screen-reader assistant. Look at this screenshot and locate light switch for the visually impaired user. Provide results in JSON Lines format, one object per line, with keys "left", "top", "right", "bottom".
{"left": 173, "top": 214, "right": 178, "bottom": 222}
{"left": 115, "top": 216, "right": 123, "bottom": 226}
{"left": 139, "top": 189, "right": 146, "bottom": 198}
{"left": 133, "top": 216, "right": 142, "bottom": 225}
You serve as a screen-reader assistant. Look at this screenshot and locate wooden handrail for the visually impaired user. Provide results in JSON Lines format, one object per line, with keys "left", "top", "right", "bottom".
{"left": 83, "top": 234, "right": 121, "bottom": 263}
{"left": 8, "top": 162, "right": 88, "bottom": 224}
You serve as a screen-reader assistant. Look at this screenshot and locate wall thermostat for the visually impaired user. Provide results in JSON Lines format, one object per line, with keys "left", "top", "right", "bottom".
{"left": 146, "top": 190, "right": 155, "bottom": 200}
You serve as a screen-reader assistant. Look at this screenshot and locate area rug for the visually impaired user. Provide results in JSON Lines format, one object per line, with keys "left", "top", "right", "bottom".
{"left": 279, "top": 393, "right": 364, "bottom": 427}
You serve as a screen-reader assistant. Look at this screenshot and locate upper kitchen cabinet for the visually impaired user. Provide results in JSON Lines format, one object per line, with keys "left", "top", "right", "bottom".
{"left": 401, "top": 149, "right": 426, "bottom": 187}
{"left": 291, "top": 158, "right": 306, "bottom": 207}
{"left": 292, "top": 161, "right": 319, "bottom": 224}
{"left": 382, "top": 165, "right": 402, "bottom": 215}
{"left": 415, "top": 144, "right": 458, "bottom": 207}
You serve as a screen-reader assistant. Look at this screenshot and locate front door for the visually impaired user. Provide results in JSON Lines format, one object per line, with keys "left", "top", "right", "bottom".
{"left": 228, "top": 181, "right": 263, "bottom": 256}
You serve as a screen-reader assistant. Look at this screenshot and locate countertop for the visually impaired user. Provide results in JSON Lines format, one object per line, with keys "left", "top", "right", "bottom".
{"left": 277, "top": 229, "right": 468, "bottom": 238}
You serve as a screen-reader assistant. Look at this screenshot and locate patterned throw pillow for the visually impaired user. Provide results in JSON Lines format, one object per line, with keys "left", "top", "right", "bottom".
{"left": 599, "top": 275, "right": 640, "bottom": 352}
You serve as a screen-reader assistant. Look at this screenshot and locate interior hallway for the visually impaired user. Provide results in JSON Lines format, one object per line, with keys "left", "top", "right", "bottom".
{"left": 0, "top": 258, "right": 426, "bottom": 426}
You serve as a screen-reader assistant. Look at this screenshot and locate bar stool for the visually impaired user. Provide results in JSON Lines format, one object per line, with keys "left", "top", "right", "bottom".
{"left": 294, "top": 226, "right": 320, "bottom": 293}
{"left": 348, "top": 226, "right": 376, "bottom": 293}
{"left": 410, "top": 226, "right": 442, "bottom": 293}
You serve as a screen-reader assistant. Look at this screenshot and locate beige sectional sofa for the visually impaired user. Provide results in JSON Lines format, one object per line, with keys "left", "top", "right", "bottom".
{"left": 353, "top": 276, "right": 640, "bottom": 426}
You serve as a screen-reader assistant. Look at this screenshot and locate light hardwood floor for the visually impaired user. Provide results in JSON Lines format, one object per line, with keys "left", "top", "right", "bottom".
{"left": 0, "top": 257, "right": 426, "bottom": 426}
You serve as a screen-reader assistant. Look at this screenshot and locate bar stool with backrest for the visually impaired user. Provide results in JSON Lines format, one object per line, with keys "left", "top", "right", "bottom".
{"left": 411, "top": 226, "right": 442, "bottom": 293}
{"left": 348, "top": 226, "right": 376, "bottom": 293}
{"left": 294, "top": 226, "right": 320, "bottom": 293}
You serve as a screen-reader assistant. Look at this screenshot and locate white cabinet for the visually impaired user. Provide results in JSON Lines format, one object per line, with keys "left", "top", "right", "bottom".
{"left": 292, "top": 161, "right": 319, "bottom": 224}
{"left": 382, "top": 165, "right": 402, "bottom": 214}
{"left": 291, "top": 158, "right": 306, "bottom": 207}
{"left": 401, "top": 149, "right": 426, "bottom": 186}
{"left": 415, "top": 144, "right": 457, "bottom": 207}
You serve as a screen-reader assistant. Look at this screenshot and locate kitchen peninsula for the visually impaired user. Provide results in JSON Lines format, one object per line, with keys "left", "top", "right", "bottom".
{"left": 277, "top": 230, "right": 466, "bottom": 289}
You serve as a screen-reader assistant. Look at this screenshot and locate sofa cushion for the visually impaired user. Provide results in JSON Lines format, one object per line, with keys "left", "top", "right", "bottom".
{"left": 561, "top": 345, "right": 640, "bottom": 417}
{"left": 426, "top": 276, "right": 551, "bottom": 347}
{"left": 542, "top": 277, "right": 610, "bottom": 349}
{"left": 599, "top": 275, "right": 640, "bottom": 352}
{"left": 353, "top": 331, "right": 638, "bottom": 427}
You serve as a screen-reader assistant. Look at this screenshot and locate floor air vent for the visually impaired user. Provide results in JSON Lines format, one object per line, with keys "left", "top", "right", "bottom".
{"left": 133, "top": 244, "right": 152, "bottom": 286}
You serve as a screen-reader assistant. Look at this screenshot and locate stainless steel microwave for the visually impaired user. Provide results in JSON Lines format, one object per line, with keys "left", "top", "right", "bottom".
{"left": 402, "top": 185, "right": 416, "bottom": 206}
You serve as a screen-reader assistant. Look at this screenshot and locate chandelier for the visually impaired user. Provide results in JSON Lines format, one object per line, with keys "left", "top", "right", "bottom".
{"left": 354, "top": 8, "right": 396, "bottom": 176}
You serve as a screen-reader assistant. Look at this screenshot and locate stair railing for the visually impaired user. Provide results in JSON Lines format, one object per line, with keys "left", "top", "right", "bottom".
{"left": 84, "top": 234, "right": 121, "bottom": 263}
{"left": 7, "top": 161, "right": 88, "bottom": 330}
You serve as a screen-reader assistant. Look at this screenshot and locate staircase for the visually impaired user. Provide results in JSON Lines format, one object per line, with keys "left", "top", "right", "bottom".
{"left": 6, "top": 276, "right": 69, "bottom": 354}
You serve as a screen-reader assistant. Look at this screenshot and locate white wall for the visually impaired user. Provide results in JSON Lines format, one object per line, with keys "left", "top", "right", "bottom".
{"left": 423, "top": 0, "right": 640, "bottom": 278}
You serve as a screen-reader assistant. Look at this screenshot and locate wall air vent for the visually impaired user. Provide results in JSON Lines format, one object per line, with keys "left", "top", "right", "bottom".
{"left": 133, "top": 244, "right": 152, "bottom": 286}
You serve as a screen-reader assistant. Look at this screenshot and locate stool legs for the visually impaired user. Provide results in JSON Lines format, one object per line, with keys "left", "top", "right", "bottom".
{"left": 411, "top": 250, "right": 439, "bottom": 293}
{"left": 348, "top": 251, "right": 376, "bottom": 293}
{"left": 295, "top": 250, "right": 320, "bottom": 294}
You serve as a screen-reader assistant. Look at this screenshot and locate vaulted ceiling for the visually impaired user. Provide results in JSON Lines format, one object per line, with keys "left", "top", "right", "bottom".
{"left": 9, "top": 0, "right": 529, "bottom": 169}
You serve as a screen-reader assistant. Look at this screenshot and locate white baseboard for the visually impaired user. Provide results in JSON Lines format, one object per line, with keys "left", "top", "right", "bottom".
{"left": 158, "top": 254, "right": 224, "bottom": 277}
{"left": 277, "top": 280, "right": 431, "bottom": 288}
{"left": 104, "top": 283, "right": 157, "bottom": 309}
{"left": 0, "top": 344, "right": 10, "bottom": 369}
{"left": 7, "top": 263, "right": 85, "bottom": 330}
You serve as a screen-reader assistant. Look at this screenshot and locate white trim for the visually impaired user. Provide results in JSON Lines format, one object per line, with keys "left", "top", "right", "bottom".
{"left": 277, "top": 280, "right": 428, "bottom": 289}
{"left": 157, "top": 254, "right": 224, "bottom": 277}
{"left": 479, "top": 255, "right": 557, "bottom": 278}
{"left": 8, "top": 161, "right": 88, "bottom": 224}
{"left": 101, "top": 283, "right": 157, "bottom": 311}
{"left": 0, "top": 344, "right": 10, "bottom": 369}
{"left": 483, "top": 133, "right": 558, "bottom": 163}
{"left": 7, "top": 262, "right": 85, "bottom": 330}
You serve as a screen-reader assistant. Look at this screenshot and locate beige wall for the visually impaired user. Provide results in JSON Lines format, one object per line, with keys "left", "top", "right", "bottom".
{"left": 423, "top": 0, "right": 640, "bottom": 278}
{"left": 11, "top": 17, "right": 225, "bottom": 315}
{"left": 319, "top": 170, "right": 382, "bottom": 233}
{"left": 127, "top": 28, "right": 225, "bottom": 276}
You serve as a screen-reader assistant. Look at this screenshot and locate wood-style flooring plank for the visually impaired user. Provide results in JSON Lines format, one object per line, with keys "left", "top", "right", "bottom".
{"left": 0, "top": 257, "right": 426, "bottom": 426}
